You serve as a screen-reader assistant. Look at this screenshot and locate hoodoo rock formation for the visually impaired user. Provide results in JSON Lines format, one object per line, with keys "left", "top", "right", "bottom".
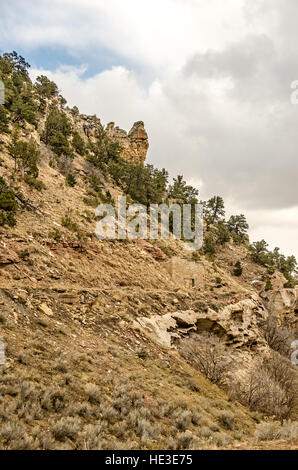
{"left": 106, "top": 121, "right": 149, "bottom": 165}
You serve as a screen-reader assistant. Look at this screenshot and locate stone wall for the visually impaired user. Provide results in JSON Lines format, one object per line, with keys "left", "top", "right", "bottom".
{"left": 164, "top": 256, "right": 205, "bottom": 290}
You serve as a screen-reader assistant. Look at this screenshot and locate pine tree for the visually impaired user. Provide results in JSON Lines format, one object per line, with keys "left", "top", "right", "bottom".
{"left": 66, "top": 174, "right": 77, "bottom": 187}
{"left": 0, "top": 106, "right": 9, "bottom": 133}
{"left": 35, "top": 75, "right": 58, "bottom": 98}
{"left": 228, "top": 214, "right": 249, "bottom": 236}
{"left": 3, "top": 51, "right": 30, "bottom": 76}
{"left": 203, "top": 236, "right": 216, "bottom": 256}
{"left": 203, "top": 196, "right": 225, "bottom": 229}
{"left": 216, "top": 221, "right": 230, "bottom": 245}
{"left": 8, "top": 129, "right": 40, "bottom": 177}
{"left": 249, "top": 240, "right": 269, "bottom": 265}
{"left": 72, "top": 131, "right": 86, "bottom": 156}
{"left": 0, "top": 176, "right": 17, "bottom": 227}
{"left": 233, "top": 261, "right": 243, "bottom": 277}
{"left": 42, "top": 106, "right": 72, "bottom": 157}
{"left": 168, "top": 175, "right": 199, "bottom": 205}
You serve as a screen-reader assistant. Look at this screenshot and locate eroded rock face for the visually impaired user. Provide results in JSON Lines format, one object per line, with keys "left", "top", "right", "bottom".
{"left": 133, "top": 295, "right": 268, "bottom": 350}
{"left": 79, "top": 114, "right": 103, "bottom": 139}
{"left": 262, "top": 288, "right": 298, "bottom": 319}
{"left": 106, "top": 121, "right": 149, "bottom": 165}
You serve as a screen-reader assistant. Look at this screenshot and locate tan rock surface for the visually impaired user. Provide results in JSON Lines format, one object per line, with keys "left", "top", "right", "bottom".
{"left": 262, "top": 288, "right": 298, "bottom": 319}
{"left": 106, "top": 121, "right": 149, "bottom": 165}
{"left": 134, "top": 295, "right": 268, "bottom": 350}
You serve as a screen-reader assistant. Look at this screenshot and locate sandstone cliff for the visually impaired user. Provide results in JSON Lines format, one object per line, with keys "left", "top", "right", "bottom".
{"left": 106, "top": 121, "right": 149, "bottom": 165}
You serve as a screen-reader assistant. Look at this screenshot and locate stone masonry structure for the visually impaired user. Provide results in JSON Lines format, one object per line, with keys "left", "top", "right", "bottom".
{"left": 164, "top": 256, "right": 205, "bottom": 290}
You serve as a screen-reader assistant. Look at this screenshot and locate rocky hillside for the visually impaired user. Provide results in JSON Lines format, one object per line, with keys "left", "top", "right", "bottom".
{"left": 0, "top": 52, "right": 297, "bottom": 450}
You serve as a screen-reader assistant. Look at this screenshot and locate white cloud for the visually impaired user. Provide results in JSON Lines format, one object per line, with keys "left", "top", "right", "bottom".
{"left": 1, "top": 0, "right": 247, "bottom": 70}
{"left": 228, "top": 204, "right": 298, "bottom": 257}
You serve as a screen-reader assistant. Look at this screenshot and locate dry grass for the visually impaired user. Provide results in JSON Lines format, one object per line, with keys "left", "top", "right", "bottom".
{"left": 255, "top": 420, "right": 298, "bottom": 443}
{"left": 0, "top": 310, "right": 260, "bottom": 450}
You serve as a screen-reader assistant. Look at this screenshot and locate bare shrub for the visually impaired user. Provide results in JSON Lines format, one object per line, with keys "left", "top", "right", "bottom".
{"left": 17, "top": 352, "right": 29, "bottom": 365}
{"left": 159, "top": 402, "right": 177, "bottom": 418}
{"left": 115, "top": 386, "right": 143, "bottom": 411}
{"left": 0, "top": 420, "right": 35, "bottom": 449}
{"left": 39, "top": 434, "right": 56, "bottom": 450}
{"left": 164, "top": 436, "right": 177, "bottom": 450}
{"left": 216, "top": 411, "right": 236, "bottom": 430}
{"left": 255, "top": 421, "right": 281, "bottom": 441}
{"left": 127, "top": 409, "right": 139, "bottom": 428}
{"left": 279, "top": 420, "right": 298, "bottom": 442}
{"left": 175, "top": 431, "right": 193, "bottom": 449}
{"left": 255, "top": 420, "right": 298, "bottom": 443}
{"left": 112, "top": 421, "right": 128, "bottom": 439}
{"left": 137, "top": 419, "right": 158, "bottom": 439}
{"left": 262, "top": 315, "right": 294, "bottom": 356}
{"left": 83, "top": 162, "right": 106, "bottom": 186}
{"left": 198, "top": 426, "right": 213, "bottom": 439}
{"left": 64, "top": 402, "right": 92, "bottom": 418}
{"left": 0, "top": 421, "right": 23, "bottom": 442}
{"left": 233, "top": 369, "right": 287, "bottom": 418}
{"left": 97, "top": 438, "right": 131, "bottom": 450}
{"left": 85, "top": 383, "right": 101, "bottom": 404}
{"left": 19, "top": 380, "right": 36, "bottom": 401}
{"left": 57, "top": 155, "right": 74, "bottom": 177}
{"left": 55, "top": 357, "right": 69, "bottom": 373}
{"left": 52, "top": 417, "right": 81, "bottom": 442}
{"left": 21, "top": 402, "right": 42, "bottom": 422}
{"left": 174, "top": 409, "right": 193, "bottom": 431}
{"left": 137, "top": 406, "right": 152, "bottom": 420}
{"left": 78, "top": 423, "right": 103, "bottom": 449}
{"left": 100, "top": 405, "right": 119, "bottom": 425}
{"left": 40, "top": 388, "right": 66, "bottom": 412}
{"left": 231, "top": 352, "right": 297, "bottom": 419}
{"left": 191, "top": 411, "right": 202, "bottom": 425}
{"left": 263, "top": 351, "right": 296, "bottom": 397}
{"left": 180, "top": 332, "right": 231, "bottom": 385}
{"left": 211, "top": 431, "right": 232, "bottom": 447}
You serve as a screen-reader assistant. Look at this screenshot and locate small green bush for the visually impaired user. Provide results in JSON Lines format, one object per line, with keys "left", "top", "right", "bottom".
{"left": 24, "top": 175, "right": 46, "bottom": 190}
{"left": 72, "top": 131, "right": 85, "bottom": 156}
{"left": 61, "top": 211, "right": 79, "bottom": 232}
{"left": 233, "top": 261, "right": 243, "bottom": 277}
{"left": 0, "top": 106, "right": 10, "bottom": 133}
{"left": 48, "top": 229, "right": 62, "bottom": 241}
{"left": 0, "top": 176, "right": 17, "bottom": 226}
{"left": 66, "top": 174, "right": 77, "bottom": 187}
{"left": 203, "top": 236, "right": 216, "bottom": 256}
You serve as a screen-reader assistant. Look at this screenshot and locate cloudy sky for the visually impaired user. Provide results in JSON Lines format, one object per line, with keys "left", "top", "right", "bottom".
{"left": 1, "top": 0, "right": 298, "bottom": 258}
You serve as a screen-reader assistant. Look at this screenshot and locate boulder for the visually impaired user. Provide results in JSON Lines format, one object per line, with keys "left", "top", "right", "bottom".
{"left": 38, "top": 303, "right": 53, "bottom": 316}
{"left": 133, "top": 295, "right": 268, "bottom": 350}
